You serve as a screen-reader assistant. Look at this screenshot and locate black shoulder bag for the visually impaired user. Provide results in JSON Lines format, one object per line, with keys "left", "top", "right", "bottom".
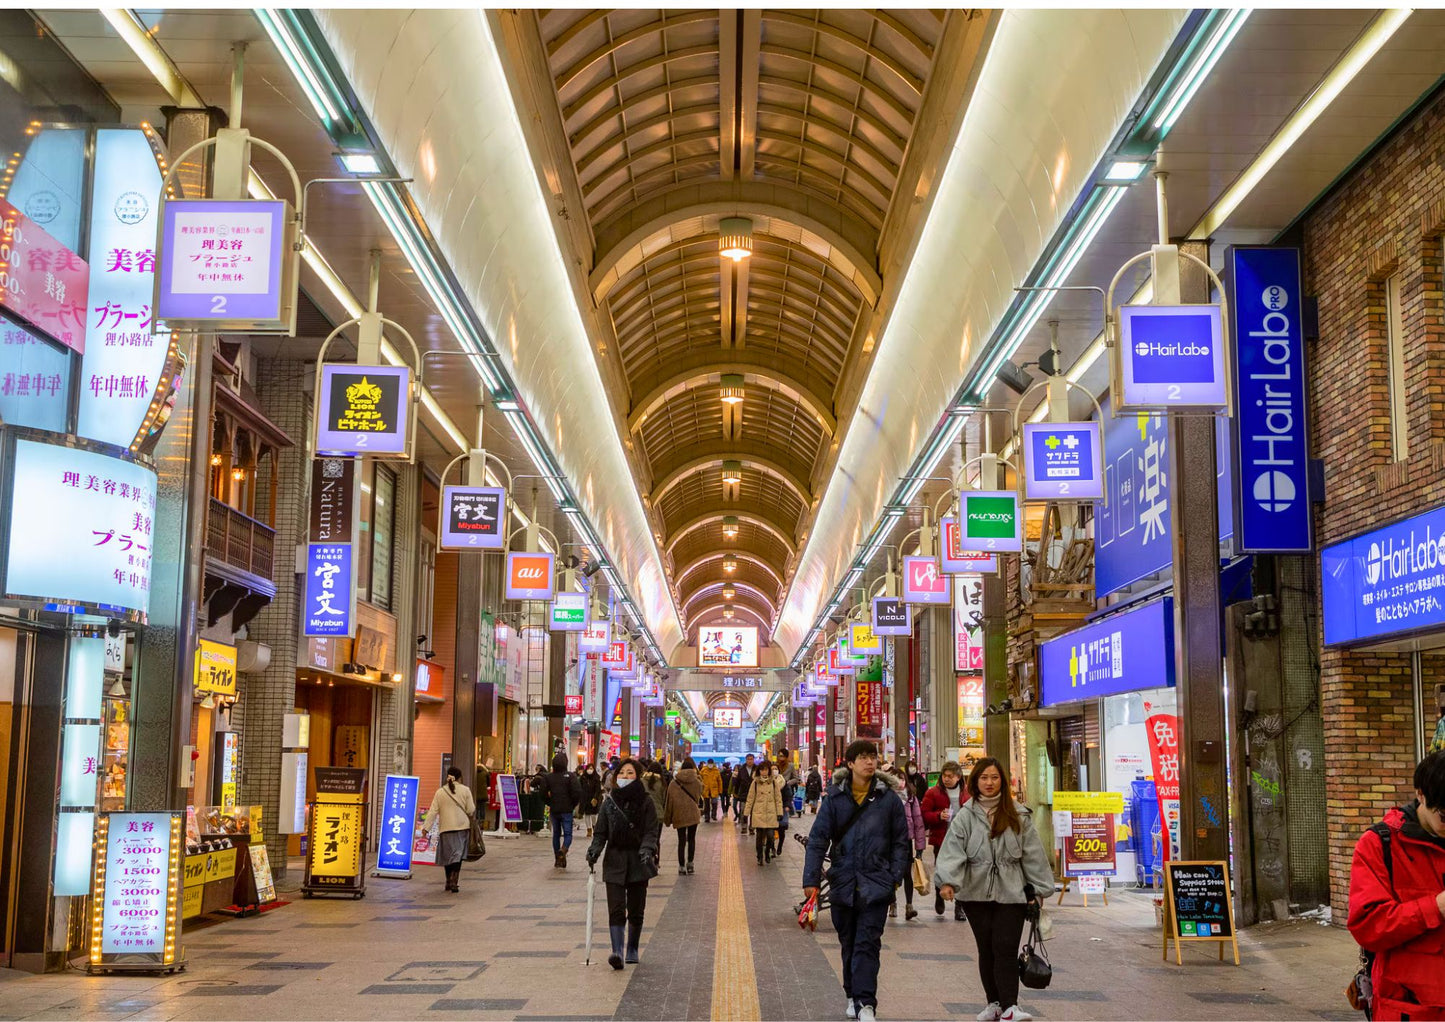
{"left": 445, "top": 787, "right": 486, "bottom": 861}
{"left": 828, "top": 785, "right": 878, "bottom": 859}
{"left": 1018, "top": 908, "right": 1052, "bottom": 989}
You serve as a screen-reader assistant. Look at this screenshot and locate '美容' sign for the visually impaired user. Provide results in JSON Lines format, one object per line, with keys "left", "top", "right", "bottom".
{"left": 1116, "top": 303, "right": 1228, "bottom": 411}
{"left": 1228, "top": 247, "right": 1311, "bottom": 553}
{"left": 0, "top": 197, "right": 89, "bottom": 352}
{"left": 154, "top": 199, "right": 294, "bottom": 332}
{"left": 90, "top": 811, "right": 183, "bottom": 966}
{"left": 315, "top": 364, "right": 412, "bottom": 458}
{"left": 439, "top": 485, "right": 505, "bottom": 550}
{"left": 1022, "top": 421, "right": 1103, "bottom": 502}
{"left": 960, "top": 490, "right": 1021, "bottom": 553}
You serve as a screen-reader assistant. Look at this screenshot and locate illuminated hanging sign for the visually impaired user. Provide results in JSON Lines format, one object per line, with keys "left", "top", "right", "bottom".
{"left": 960, "top": 490, "right": 1021, "bottom": 553}
{"left": 1228, "top": 246, "right": 1311, "bottom": 553}
{"left": 836, "top": 634, "right": 867, "bottom": 667}
{"left": 902, "top": 555, "right": 950, "bottom": 605}
{"left": 1022, "top": 421, "right": 1103, "bottom": 501}
{"left": 871, "top": 596, "right": 911, "bottom": 636}
{"left": 505, "top": 550, "right": 556, "bottom": 601}
{"left": 579, "top": 620, "right": 611, "bottom": 654}
{"left": 849, "top": 621, "right": 881, "bottom": 654}
{"left": 940, "top": 517, "right": 997, "bottom": 574}
{"left": 376, "top": 774, "right": 420, "bottom": 877}
{"left": 439, "top": 485, "right": 505, "bottom": 550}
{"left": 90, "top": 811, "right": 183, "bottom": 967}
{"left": 551, "top": 591, "right": 588, "bottom": 631}
{"left": 0, "top": 197, "right": 89, "bottom": 352}
{"left": 4, "top": 438, "right": 157, "bottom": 616}
{"left": 154, "top": 198, "right": 293, "bottom": 332}
{"left": 698, "top": 625, "right": 759, "bottom": 668}
{"left": 602, "top": 640, "right": 632, "bottom": 671}
{"left": 713, "top": 706, "right": 743, "bottom": 728}
{"left": 302, "top": 543, "right": 355, "bottom": 637}
{"left": 194, "top": 638, "right": 237, "bottom": 696}
{"left": 1116, "top": 303, "right": 1228, "bottom": 411}
{"left": 827, "top": 646, "right": 856, "bottom": 676}
{"left": 564, "top": 693, "right": 584, "bottom": 714}
{"left": 953, "top": 574, "right": 985, "bottom": 672}
{"left": 77, "top": 128, "right": 168, "bottom": 449}
{"left": 315, "top": 364, "right": 412, "bottom": 458}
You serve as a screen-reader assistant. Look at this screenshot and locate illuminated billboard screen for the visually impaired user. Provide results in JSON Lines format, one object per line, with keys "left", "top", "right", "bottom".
{"left": 713, "top": 706, "right": 743, "bottom": 729}
{"left": 697, "top": 626, "right": 758, "bottom": 668}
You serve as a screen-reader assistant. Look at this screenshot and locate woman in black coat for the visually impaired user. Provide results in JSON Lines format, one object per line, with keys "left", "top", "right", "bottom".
{"left": 586, "top": 761, "right": 661, "bottom": 970}
{"left": 576, "top": 761, "right": 602, "bottom": 837}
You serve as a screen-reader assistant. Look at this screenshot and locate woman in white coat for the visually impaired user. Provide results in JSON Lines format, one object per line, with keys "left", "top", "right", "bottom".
{"left": 419, "top": 766, "right": 476, "bottom": 892}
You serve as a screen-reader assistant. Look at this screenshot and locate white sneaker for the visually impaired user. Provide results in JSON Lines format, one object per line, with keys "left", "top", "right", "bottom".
{"left": 857, "top": 1007, "right": 877, "bottom": 1022}
{"left": 1000, "top": 1008, "right": 1032, "bottom": 1022}
{"left": 976, "top": 1004, "right": 1002, "bottom": 1021}
{"left": 845, "top": 999, "right": 857, "bottom": 1020}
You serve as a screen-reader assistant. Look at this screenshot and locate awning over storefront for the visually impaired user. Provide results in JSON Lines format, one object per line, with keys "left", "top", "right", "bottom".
{"left": 1037, "top": 597, "right": 1174, "bottom": 709}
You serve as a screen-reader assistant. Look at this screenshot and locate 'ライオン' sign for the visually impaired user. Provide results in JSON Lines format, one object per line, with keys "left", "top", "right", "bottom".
{"left": 315, "top": 364, "right": 412, "bottom": 458}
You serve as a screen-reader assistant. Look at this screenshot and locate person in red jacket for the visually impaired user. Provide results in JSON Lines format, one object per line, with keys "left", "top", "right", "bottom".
{"left": 920, "top": 761, "right": 969, "bottom": 920}
{"left": 1347, "top": 750, "right": 1445, "bottom": 1021}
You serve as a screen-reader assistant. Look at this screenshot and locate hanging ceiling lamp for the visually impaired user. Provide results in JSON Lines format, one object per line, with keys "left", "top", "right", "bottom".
{"left": 721, "top": 460, "right": 742, "bottom": 485}
{"left": 718, "top": 217, "right": 753, "bottom": 262}
{"left": 722, "top": 555, "right": 738, "bottom": 573}
{"left": 719, "top": 374, "right": 745, "bottom": 405}
{"left": 722, "top": 585, "right": 736, "bottom": 601}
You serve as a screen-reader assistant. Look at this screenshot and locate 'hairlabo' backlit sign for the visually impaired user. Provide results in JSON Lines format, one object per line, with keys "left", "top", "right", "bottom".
{"left": 1321, "top": 504, "right": 1445, "bottom": 646}
{"left": 1228, "top": 247, "right": 1311, "bottom": 553}
{"left": 1117, "top": 304, "right": 1227, "bottom": 411}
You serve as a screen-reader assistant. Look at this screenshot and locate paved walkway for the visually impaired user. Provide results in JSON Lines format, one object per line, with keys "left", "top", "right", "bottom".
{"left": 2, "top": 813, "right": 1360, "bottom": 1021}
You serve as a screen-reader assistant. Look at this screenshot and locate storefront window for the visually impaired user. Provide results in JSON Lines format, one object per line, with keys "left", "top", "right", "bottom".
{"left": 370, "top": 464, "right": 396, "bottom": 612}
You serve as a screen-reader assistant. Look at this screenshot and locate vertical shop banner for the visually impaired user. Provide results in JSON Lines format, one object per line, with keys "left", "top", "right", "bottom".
{"left": 903, "top": 555, "right": 950, "bottom": 604}
{"left": 940, "top": 517, "right": 998, "bottom": 574}
{"left": 307, "top": 803, "right": 364, "bottom": 885}
{"left": 1062, "top": 813, "right": 1117, "bottom": 875}
{"left": 315, "top": 364, "right": 412, "bottom": 458}
{"left": 77, "top": 128, "right": 166, "bottom": 448}
{"left": 871, "top": 596, "right": 911, "bottom": 636}
{"left": 154, "top": 199, "right": 290, "bottom": 330}
{"left": 1022, "top": 421, "right": 1104, "bottom": 501}
{"left": 1143, "top": 697, "right": 1183, "bottom": 862}
{"left": 4, "top": 439, "right": 158, "bottom": 615}
{"left": 1229, "top": 247, "right": 1311, "bottom": 553}
{"left": 303, "top": 543, "right": 355, "bottom": 637}
{"left": 1116, "top": 304, "right": 1228, "bottom": 410}
{"left": 952, "top": 574, "right": 984, "bottom": 671}
{"left": 496, "top": 774, "right": 523, "bottom": 824}
{"left": 957, "top": 677, "right": 985, "bottom": 748}
{"left": 0, "top": 197, "right": 89, "bottom": 351}
{"left": 583, "top": 654, "right": 605, "bottom": 721}
{"left": 377, "top": 774, "right": 419, "bottom": 875}
{"left": 1094, "top": 398, "right": 1233, "bottom": 597}
{"left": 855, "top": 657, "right": 884, "bottom": 739}
{"left": 439, "top": 485, "right": 505, "bottom": 550}
{"left": 310, "top": 457, "right": 358, "bottom": 543}
{"left": 94, "top": 812, "right": 181, "bottom": 957}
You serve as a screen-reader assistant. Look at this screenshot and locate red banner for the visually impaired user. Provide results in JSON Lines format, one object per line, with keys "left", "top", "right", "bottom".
{"left": 855, "top": 680, "right": 883, "bottom": 739}
{"left": 1143, "top": 698, "right": 1182, "bottom": 862}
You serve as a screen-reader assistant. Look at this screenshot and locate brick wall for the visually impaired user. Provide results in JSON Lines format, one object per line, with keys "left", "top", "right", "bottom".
{"left": 1303, "top": 86, "right": 1445, "bottom": 915}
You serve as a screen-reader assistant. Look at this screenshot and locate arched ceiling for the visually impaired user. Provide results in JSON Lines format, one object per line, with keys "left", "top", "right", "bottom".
{"left": 503, "top": 8, "right": 986, "bottom": 657}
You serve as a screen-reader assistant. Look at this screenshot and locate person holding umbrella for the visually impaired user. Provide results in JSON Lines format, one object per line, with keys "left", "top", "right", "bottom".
{"left": 586, "top": 760, "right": 661, "bottom": 969}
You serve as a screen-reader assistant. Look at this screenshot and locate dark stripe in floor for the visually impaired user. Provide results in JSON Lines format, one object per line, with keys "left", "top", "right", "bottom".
{"left": 612, "top": 822, "right": 719, "bottom": 1021}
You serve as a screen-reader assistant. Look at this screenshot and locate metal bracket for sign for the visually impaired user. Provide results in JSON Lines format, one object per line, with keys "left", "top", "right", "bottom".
{"left": 1009, "top": 376, "right": 1109, "bottom": 508}
{"left": 1104, "top": 247, "right": 1234, "bottom": 420}
{"left": 312, "top": 314, "right": 423, "bottom": 464}
{"left": 437, "top": 445, "right": 514, "bottom": 548}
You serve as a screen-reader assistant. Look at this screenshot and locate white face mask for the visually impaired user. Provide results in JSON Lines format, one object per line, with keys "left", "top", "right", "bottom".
{"left": 617, "top": 778, "right": 634, "bottom": 788}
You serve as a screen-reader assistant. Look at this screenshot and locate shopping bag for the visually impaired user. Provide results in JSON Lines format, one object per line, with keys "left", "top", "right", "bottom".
{"left": 911, "top": 854, "right": 931, "bottom": 895}
{"left": 797, "top": 892, "right": 818, "bottom": 931}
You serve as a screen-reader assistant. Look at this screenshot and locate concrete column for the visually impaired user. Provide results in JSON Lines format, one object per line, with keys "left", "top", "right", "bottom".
{"left": 1169, "top": 238, "right": 1230, "bottom": 862}
{"left": 546, "top": 629, "right": 566, "bottom": 754}
{"left": 891, "top": 636, "right": 911, "bottom": 763}
{"left": 129, "top": 106, "right": 223, "bottom": 812}
{"left": 982, "top": 574, "right": 1010, "bottom": 763}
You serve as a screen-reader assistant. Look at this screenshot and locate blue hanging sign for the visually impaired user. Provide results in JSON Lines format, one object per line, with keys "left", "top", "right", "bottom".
{"left": 303, "top": 542, "right": 354, "bottom": 637}
{"left": 1038, "top": 597, "right": 1174, "bottom": 707}
{"left": 1117, "top": 304, "right": 1227, "bottom": 410}
{"left": 1228, "top": 247, "right": 1312, "bottom": 553}
{"left": 377, "top": 774, "right": 420, "bottom": 876}
{"left": 1321, "top": 504, "right": 1445, "bottom": 646}
{"left": 1022, "top": 421, "right": 1103, "bottom": 501}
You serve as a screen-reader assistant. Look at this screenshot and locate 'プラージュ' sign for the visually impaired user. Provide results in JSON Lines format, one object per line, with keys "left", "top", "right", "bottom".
{"left": 155, "top": 199, "right": 291, "bottom": 331}
{"left": 315, "top": 364, "right": 412, "bottom": 457}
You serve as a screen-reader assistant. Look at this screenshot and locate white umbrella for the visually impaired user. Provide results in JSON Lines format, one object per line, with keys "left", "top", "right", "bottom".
{"left": 584, "top": 865, "right": 596, "bottom": 966}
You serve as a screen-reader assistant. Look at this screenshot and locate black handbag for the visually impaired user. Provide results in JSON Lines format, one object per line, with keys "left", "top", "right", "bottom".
{"left": 1017, "top": 913, "right": 1052, "bottom": 990}
{"left": 446, "top": 788, "right": 486, "bottom": 861}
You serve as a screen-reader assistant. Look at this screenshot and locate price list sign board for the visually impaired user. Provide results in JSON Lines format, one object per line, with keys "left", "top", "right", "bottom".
{"left": 496, "top": 773, "right": 524, "bottom": 825}
{"left": 1062, "top": 813, "right": 1116, "bottom": 875}
{"left": 89, "top": 811, "right": 183, "bottom": 971}
{"left": 1163, "top": 861, "right": 1239, "bottom": 965}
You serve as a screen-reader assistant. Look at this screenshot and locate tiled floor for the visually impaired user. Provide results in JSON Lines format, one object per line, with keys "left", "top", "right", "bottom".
{"left": 0, "top": 814, "right": 1360, "bottom": 1021}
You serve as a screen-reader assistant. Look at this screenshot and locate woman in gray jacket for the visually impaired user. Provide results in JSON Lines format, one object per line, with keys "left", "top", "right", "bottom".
{"left": 934, "top": 758, "right": 1054, "bottom": 1022}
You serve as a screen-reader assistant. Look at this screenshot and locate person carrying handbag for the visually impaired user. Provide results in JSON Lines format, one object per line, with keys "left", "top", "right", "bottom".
{"left": 887, "top": 764, "right": 927, "bottom": 921}
{"left": 934, "top": 758, "right": 1055, "bottom": 1022}
{"left": 418, "top": 767, "right": 477, "bottom": 893}
{"left": 586, "top": 761, "right": 661, "bottom": 970}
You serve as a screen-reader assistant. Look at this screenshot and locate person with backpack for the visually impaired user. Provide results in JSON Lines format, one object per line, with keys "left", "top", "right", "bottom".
{"left": 803, "top": 739, "right": 910, "bottom": 1022}
{"left": 418, "top": 767, "right": 476, "bottom": 893}
{"left": 804, "top": 765, "right": 823, "bottom": 813}
{"left": 586, "top": 760, "right": 661, "bottom": 970}
{"left": 934, "top": 758, "right": 1054, "bottom": 1022}
{"left": 1347, "top": 750, "right": 1445, "bottom": 1020}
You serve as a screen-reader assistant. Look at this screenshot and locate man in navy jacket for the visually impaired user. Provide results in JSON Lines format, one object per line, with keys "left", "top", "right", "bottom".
{"left": 804, "top": 739, "right": 910, "bottom": 1022}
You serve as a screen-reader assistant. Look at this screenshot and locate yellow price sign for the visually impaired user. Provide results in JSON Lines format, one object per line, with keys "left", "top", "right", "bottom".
{"left": 850, "top": 622, "right": 881, "bottom": 654}
{"left": 1052, "top": 790, "right": 1124, "bottom": 814}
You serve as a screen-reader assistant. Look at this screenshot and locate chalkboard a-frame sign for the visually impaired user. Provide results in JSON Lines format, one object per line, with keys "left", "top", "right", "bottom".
{"left": 1162, "top": 861, "right": 1240, "bottom": 966}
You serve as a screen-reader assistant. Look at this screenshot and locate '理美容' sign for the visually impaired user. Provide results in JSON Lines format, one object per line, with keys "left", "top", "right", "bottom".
{"left": 315, "top": 364, "right": 412, "bottom": 458}
{"left": 1228, "top": 247, "right": 1311, "bottom": 553}
{"left": 154, "top": 199, "right": 294, "bottom": 332}
{"left": 439, "top": 485, "right": 505, "bottom": 550}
